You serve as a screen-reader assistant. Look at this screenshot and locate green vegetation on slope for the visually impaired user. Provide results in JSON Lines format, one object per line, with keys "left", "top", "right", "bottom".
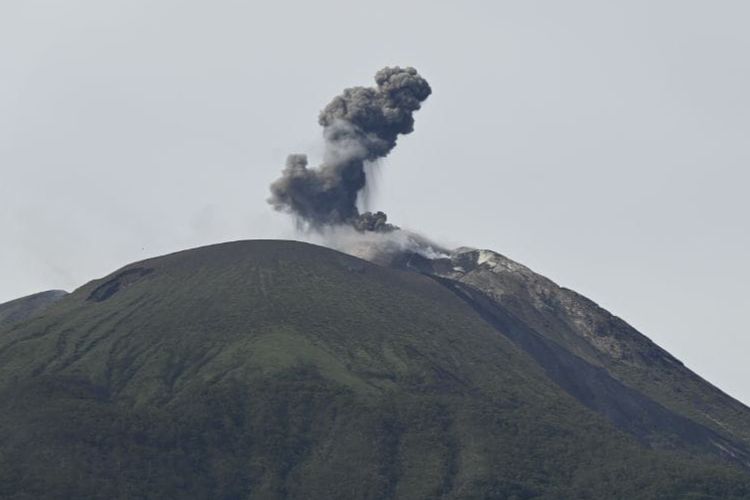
{"left": 0, "top": 290, "right": 67, "bottom": 331}
{"left": 0, "top": 240, "right": 748, "bottom": 499}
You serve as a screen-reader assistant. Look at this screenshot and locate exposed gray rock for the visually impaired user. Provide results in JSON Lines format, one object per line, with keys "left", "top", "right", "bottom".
{"left": 391, "top": 247, "right": 750, "bottom": 466}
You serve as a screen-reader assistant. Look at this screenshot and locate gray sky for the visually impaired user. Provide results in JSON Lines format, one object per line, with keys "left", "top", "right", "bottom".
{"left": 2, "top": 1, "right": 749, "bottom": 404}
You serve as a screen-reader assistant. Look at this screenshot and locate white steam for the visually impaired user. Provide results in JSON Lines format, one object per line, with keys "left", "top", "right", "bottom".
{"left": 302, "top": 225, "right": 450, "bottom": 265}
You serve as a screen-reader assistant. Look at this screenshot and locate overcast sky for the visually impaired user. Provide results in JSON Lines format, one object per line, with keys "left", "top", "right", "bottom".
{"left": 2, "top": 1, "right": 748, "bottom": 404}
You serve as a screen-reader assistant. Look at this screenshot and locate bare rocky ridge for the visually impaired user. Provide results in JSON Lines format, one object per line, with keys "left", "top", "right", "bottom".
{"left": 392, "top": 247, "right": 750, "bottom": 467}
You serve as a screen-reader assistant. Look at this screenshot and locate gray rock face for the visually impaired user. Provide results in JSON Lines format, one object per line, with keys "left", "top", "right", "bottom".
{"left": 419, "top": 248, "right": 677, "bottom": 366}
{"left": 392, "top": 248, "right": 750, "bottom": 468}
{"left": 0, "top": 290, "right": 68, "bottom": 331}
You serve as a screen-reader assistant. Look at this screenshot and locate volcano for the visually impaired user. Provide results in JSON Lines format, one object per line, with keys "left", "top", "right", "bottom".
{"left": 1, "top": 240, "right": 749, "bottom": 498}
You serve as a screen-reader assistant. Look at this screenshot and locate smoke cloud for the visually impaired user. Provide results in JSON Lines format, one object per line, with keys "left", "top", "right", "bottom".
{"left": 268, "top": 67, "right": 431, "bottom": 231}
{"left": 303, "top": 224, "right": 450, "bottom": 267}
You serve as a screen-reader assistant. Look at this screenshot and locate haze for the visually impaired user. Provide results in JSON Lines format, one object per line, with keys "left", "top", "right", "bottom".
{"left": 1, "top": 1, "right": 748, "bottom": 404}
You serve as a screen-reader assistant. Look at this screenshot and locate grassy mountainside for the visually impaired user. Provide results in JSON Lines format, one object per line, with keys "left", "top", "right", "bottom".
{"left": 0, "top": 290, "right": 67, "bottom": 331}
{"left": 0, "top": 240, "right": 749, "bottom": 499}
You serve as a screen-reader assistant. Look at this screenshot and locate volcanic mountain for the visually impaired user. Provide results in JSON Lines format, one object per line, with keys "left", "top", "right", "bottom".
{"left": 1, "top": 240, "right": 749, "bottom": 499}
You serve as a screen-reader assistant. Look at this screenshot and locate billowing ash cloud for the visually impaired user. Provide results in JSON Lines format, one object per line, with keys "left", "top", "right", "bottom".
{"left": 268, "top": 67, "right": 431, "bottom": 231}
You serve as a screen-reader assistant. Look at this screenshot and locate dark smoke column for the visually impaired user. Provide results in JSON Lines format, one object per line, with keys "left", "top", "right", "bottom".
{"left": 268, "top": 67, "right": 431, "bottom": 231}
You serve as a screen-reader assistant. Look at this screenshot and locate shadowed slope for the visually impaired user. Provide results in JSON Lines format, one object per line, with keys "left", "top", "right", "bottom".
{"left": 435, "top": 276, "right": 750, "bottom": 467}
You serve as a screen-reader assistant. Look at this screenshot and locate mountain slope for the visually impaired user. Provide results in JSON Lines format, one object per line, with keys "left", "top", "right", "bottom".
{"left": 399, "top": 249, "right": 750, "bottom": 460}
{"left": 0, "top": 290, "right": 67, "bottom": 331}
{"left": 0, "top": 240, "right": 749, "bottom": 499}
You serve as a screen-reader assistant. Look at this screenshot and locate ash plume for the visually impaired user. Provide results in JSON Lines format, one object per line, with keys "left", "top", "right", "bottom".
{"left": 268, "top": 67, "right": 431, "bottom": 231}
